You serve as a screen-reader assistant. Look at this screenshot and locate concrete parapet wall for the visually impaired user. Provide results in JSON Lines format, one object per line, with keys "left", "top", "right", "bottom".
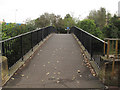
{"left": 0, "top": 56, "right": 9, "bottom": 86}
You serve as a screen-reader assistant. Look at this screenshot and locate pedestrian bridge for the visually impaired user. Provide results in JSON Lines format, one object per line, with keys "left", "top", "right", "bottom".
{"left": 0, "top": 26, "right": 120, "bottom": 89}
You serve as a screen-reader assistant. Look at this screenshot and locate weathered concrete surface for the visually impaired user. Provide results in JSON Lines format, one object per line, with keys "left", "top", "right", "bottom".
{"left": 3, "top": 34, "right": 104, "bottom": 88}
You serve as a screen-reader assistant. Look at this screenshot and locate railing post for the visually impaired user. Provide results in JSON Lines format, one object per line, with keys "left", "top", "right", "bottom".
{"left": 90, "top": 37, "right": 92, "bottom": 60}
{"left": 104, "top": 40, "right": 106, "bottom": 56}
{"left": 31, "top": 32, "right": 33, "bottom": 51}
{"left": 41, "top": 30, "right": 42, "bottom": 41}
{"left": 21, "top": 36, "right": 23, "bottom": 60}
{"left": 42, "top": 29, "right": 44, "bottom": 41}
{"left": 37, "top": 31, "right": 39, "bottom": 45}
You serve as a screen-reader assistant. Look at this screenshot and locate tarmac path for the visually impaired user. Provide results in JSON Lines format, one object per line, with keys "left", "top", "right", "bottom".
{"left": 3, "top": 34, "right": 104, "bottom": 88}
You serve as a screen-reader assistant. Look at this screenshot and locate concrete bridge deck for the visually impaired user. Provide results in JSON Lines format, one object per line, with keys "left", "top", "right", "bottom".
{"left": 3, "top": 34, "right": 104, "bottom": 88}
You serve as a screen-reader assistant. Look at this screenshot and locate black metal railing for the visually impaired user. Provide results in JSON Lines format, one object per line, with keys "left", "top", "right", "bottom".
{"left": 1, "top": 26, "right": 56, "bottom": 68}
{"left": 71, "top": 26, "right": 106, "bottom": 68}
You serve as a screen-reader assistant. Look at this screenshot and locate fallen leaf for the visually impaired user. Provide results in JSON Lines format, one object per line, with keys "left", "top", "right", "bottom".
{"left": 52, "top": 77, "right": 55, "bottom": 79}
{"left": 91, "top": 71, "right": 95, "bottom": 74}
{"left": 86, "top": 63, "right": 89, "bottom": 65}
{"left": 48, "top": 62, "right": 50, "bottom": 64}
{"left": 46, "top": 72, "right": 50, "bottom": 75}
{"left": 53, "top": 72, "right": 56, "bottom": 74}
{"left": 88, "top": 63, "right": 91, "bottom": 66}
{"left": 57, "top": 81, "right": 60, "bottom": 83}
{"left": 72, "top": 77, "right": 75, "bottom": 80}
{"left": 11, "top": 78, "right": 14, "bottom": 80}
{"left": 89, "top": 67, "right": 92, "bottom": 69}
{"left": 57, "top": 61, "right": 59, "bottom": 63}
{"left": 79, "top": 75, "right": 82, "bottom": 77}
{"left": 57, "top": 78, "right": 59, "bottom": 80}
{"left": 57, "top": 72, "right": 60, "bottom": 75}
{"left": 77, "top": 70, "right": 80, "bottom": 73}
{"left": 21, "top": 74, "right": 25, "bottom": 77}
{"left": 90, "top": 69, "right": 94, "bottom": 72}
{"left": 105, "top": 86, "right": 109, "bottom": 89}
{"left": 93, "top": 74, "right": 96, "bottom": 76}
{"left": 23, "top": 64, "right": 26, "bottom": 67}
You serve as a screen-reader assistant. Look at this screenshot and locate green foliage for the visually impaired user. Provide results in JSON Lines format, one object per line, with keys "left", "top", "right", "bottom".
{"left": 2, "top": 10, "right": 120, "bottom": 40}
{"left": 35, "top": 13, "right": 50, "bottom": 28}
{"left": 103, "top": 24, "right": 119, "bottom": 38}
{"left": 88, "top": 7, "right": 107, "bottom": 30}
{"left": 2, "top": 22, "right": 15, "bottom": 40}
{"left": 34, "top": 13, "right": 76, "bottom": 33}
{"left": 111, "top": 15, "right": 120, "bottom": 38}
{"left": 25, "top": 18, "right": 36, "bottom": 31}
{"left": 76, "top": 19, "right": 103, "bottom": 39}
{"left": 101, "top": 14, "right": 120, "bottom": 38}
{"left": 63, "top": 14, "right": 75, "bottom": 28}
{"left": 87, "top": 7, "right": 120, "bottom": 39}
{"left": 1, "top": 22, "right": 34, "bottom": 40}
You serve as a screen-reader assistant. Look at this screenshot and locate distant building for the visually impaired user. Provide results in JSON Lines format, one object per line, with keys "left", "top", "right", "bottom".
{"left": 118, "top": 1, "right": 120, "bottom": 17}
{"left": 6, "top": 23, "right": 25, "bottom": 26}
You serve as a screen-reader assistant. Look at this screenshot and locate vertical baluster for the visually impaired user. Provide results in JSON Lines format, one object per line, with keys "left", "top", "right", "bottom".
{"left": 21, "top": 36, "right": 23, "bottom": 60}
{"left": 31, "top": 32, "right": 33, "bottom": 51}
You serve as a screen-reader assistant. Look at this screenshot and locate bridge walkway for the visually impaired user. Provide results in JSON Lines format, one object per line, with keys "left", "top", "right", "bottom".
{"left": 4, "top": 34, "right": 104, "bottom": 88}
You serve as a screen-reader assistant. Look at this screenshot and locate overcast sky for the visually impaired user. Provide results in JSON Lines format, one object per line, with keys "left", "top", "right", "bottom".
{"left": 0, "top": 0, "right": 120, "bottom": 23}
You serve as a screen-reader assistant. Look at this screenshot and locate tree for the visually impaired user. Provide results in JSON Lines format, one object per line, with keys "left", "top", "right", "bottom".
{"left": 87, "top": 7, "right": 106, "bottom": 30}
{"left": 76, "top": 19, "right": 103, "bottom": 39}
{"left": 35, "top": 13, "right": 50, "bottom": 28}
{"left": 103, "top": 23, "right": 118, "bottom": 38}
{"left": 2, "top": 22, "right": 16, "bottom": 39}
{"left": 25, "top": 18, "right": 36, "bottom": 31}
{"left": 63, "top": 14, "right": 75, "bottom": 28}
{"left": 111, "top": 15, "right": 120, "bottom": 38}
{"left": 106, "top": 12, "right": 112, "bottom": 25}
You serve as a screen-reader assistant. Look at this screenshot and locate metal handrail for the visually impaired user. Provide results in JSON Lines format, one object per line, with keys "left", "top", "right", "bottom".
{"left": 71, "top": 26, "right": 106, "bottom": 68}
{"left": 1, "top": 26, "right": 56, "bottom": 68}
{"left": 0, "top": 26, "right": 53, "bottom": 43}
{"left": 74, "top": 26, "right": 105, "bottom": 43}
